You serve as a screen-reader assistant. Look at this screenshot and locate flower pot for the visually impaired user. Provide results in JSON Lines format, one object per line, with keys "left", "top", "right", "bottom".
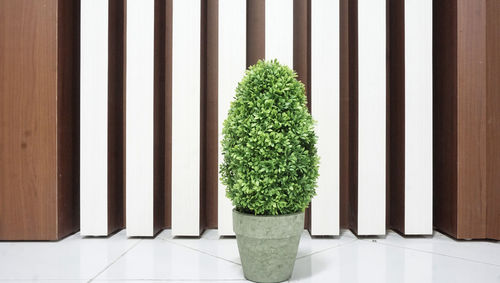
{"left": 233, "top": 209, "right": 304, "bottom": 283}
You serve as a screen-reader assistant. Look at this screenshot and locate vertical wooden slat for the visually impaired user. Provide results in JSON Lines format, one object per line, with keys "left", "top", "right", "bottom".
{"left": 171, "top": 0, "right": 202, "bottom": 236}
{"left": 353, "top": 0, "right": 386, "bottom": 235}
{"left": 310, "top": 0, "right": 340, "bottom": 236}
{"left": 247, "top": 0, "right": 265, "bottom": 67}
{"left": 265, "top": 0, "right": 294, "bottom": 67}
{"left": 217, "top": 0, "right": 246, "bottom": 236}
{"left": 388, "top": 0, "right": 432, "bottom": 235}
{"left": 434, "top": 0, "right": 500, "bottom": 240}
{"left": 0, "top": 0, "right": 80, "bottom": 240}
{"left": 356, "top": 0, "right": 386, "bottom": 236}
{"left": 80, "top": 0, "right": 109, "bottom": 236}
{"left": 486, "top": 0, "right": 500, "bottom": 240}
{"left": 126, "top": 0, "right": 156, "bottom": 237}
{"left": 403, "top": 0, "right": 433, "bottom": 235}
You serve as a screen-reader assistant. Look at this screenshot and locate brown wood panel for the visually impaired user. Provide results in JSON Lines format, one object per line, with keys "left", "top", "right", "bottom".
{"left": 0, "top": 0, "right": 79, "bottom": 240}
{"left": 153, "top": 0, "right": 167, "bottom": 235}
{"left": 347, "top": 0, "right": 359, "bottom": 234}
{"left": 388, "top": 0, "right": 405, "bottom": 234}
{"left": 164, "top": 0, "right": 173, "bottom": 229}
{"left": 433, "top": 0, "right": 458, "bottom": 237}
{"left": 199, "top": 0, "right": 208, "bottom": 232}
{"left": 486, "top": 0, "right": 500, "bottom": 240}
{"left": 57, "top": 0, "right": 81, "bottom": 240}
{"left": 108, "top": 0, "right": 126, "bottom": 234}
{"left": 247, "top": 0, "right": 265, "bottom": 67}
{"left": 204, "top": 0, "right": 219, "bottom": 229}
{"left": 339, "top": 0, "right": 350, "bottom": 229}
{"left": 456, "top": 0, "right": 487, "bottom": 239}
{"left": 293, "top": 0, "right": 312, "bottom": 230}
{"left": 434, "top": 0, "right": 500, "bottom": 240}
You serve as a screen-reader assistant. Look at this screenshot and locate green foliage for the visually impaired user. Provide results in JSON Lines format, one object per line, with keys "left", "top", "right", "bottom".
{"left": 220, "top": 60, "right": 319, "bottom": 216}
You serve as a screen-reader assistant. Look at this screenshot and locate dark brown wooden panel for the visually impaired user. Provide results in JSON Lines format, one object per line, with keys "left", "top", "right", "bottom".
{"left": 434, "top": 0, "right": 500, "bottom": 240}
{"left": 0, "top": 0, "right": 79, "bottom": 240}
{"left": 164, "top": 0, "right": 173, "bottom": 229}
{"left": 346, "top": 0, "right": 359, "bottom": 234}
{"left": 433, "top": 0, "right": 458, "bottom": 237}
{"left": 456, "top": 0, "right": 487, "bottom": 239}
{"left": 153, "top": 0, "right": 167, "bottom": 235}
{"left": 486, "top": 0, "right": 500, "bottom": 240}
{"left": 204, "top": 0, "right": 219, "bottom": 229}
{"left": 339, "top": 0, "right": 350, "bottom": 229}
{"left": 247, "top": 0, "right": 265, "bottom": 67}
{"left": 388, "top": 0, "right": 406, "bottom": 234}
{"left": 108, "top": 0, "right": 126, "bottom": 235}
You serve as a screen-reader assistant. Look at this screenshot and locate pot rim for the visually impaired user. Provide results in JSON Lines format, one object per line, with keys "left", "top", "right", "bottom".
{"left": 232, "top": 208, "right": 305, "bottom": 218}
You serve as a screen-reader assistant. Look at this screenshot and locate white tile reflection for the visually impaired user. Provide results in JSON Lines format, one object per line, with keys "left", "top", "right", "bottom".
{"left": 0, "top": 229, "right": 499, "bottom": 282}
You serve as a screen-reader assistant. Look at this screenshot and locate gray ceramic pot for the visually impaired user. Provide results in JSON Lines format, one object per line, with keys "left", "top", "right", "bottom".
{"left": 233, "top": 209, "right": 304, "bottom": 283}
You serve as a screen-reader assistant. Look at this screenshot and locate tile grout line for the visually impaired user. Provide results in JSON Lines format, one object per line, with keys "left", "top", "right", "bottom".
{"left": 295, "top": 238, "right": 359, "bottom": 260}
{"left": 87, "top": 239, "right": 143, "bottom": 282}
{"left": 367, "top": 239, "right": 500, "bottom": 268}
{"left": 160, "top": 237, "right": 243, "bottom": 266}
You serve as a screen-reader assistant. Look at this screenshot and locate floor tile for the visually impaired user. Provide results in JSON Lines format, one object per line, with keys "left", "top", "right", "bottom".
{"left": 95, "top": 237, "right": 245, "bottom": 281}
{"left": 158, "top": 229, "right": 357, "bottom": 265}
{"left": 369, "top": 230, "right": 500, "bottom": 267}
{"left": 0, "top": 231, "right": 139, "bottom": 281}
{"left": 290, "top": 239, "right": 500, "bottom": 283}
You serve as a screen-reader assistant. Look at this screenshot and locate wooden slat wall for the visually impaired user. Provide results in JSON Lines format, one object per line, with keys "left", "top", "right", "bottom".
{"left": 0, "top": 0, "right": 80, "bottom": 240}
{"left": 2, "top": 0, "right": 500, "bottom": 240}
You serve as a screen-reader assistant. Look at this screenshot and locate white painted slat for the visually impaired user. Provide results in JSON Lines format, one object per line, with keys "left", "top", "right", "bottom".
{"left": 218, "top": 0, "right": 246, "bottom": 236}
{"left": 80, "top": 0, "right": 109, "bottom": 236}
{"left": 126, "top": 0, "right": 155, "bottom": 237}
{"left": 265, "top": 0, "right": 293, "bottom": 67}
{"left": 404, "top": 0, "right": 433, "bottom": 235}
{"left": 171, "top": 0, "right": 201, "bottom": 236}
{"left": 310, "top": 0, "right": 340, "bottom": 236}
{"left": 357, "top": 0, "right": 386, "bottom": 235}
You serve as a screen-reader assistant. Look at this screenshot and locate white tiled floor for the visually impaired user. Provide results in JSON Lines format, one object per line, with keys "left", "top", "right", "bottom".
{"left": 1, "top": 230, "right": 499, "bottom": 283}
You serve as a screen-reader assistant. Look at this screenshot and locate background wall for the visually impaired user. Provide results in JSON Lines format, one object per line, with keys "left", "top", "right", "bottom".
{"left": 0, "top": 0, "right": 498, "bottom": 240}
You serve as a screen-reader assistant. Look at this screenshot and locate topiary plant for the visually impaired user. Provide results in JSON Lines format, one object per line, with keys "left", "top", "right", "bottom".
{"left": 220, "top": 60, "right": 319, "bottom": 216}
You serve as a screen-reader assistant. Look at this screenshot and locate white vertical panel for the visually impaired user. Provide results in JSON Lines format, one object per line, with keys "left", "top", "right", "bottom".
{"left": 265, "top": 0, "right": 293, "bottom": 67}
{"left": 310, "top": 0, "right": 340, "bottom": 236}
{"left": 126, "top": 0, "right": 155, "bottom": 237}
{"left": 171, "top": 0, "right": 201, "bottom": 236}
{"left": 404, "top": 0, "right": 433, "bottom": 235}
{"left": 218, "top": 0, "right": 246, "bottom": 236}
{"left": 357, "top": 0, "right": 386, "bottom": 235}
{"left": 80, "top": 0, "right": 109, "bottom": 236}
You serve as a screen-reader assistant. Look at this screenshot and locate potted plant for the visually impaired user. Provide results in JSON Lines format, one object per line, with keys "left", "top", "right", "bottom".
{"left": 220, "top": 60, "right": 319, "bottom": 282}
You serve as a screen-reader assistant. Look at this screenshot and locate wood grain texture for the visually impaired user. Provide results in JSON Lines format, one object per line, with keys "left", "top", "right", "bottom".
{"left": 486, "top": 0, "right": 500, "bottom": 240}
{"left": 108, "top": 0, "right": 126, "bottom": 235}
{"left": 0, "top": 0, "right": 80, "bottom": 240}
{"left": 456, "top": 0, "right": 487, "bottom": 239}
{"left": 434, "top": 0, "right": 500, "bottom": 240}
